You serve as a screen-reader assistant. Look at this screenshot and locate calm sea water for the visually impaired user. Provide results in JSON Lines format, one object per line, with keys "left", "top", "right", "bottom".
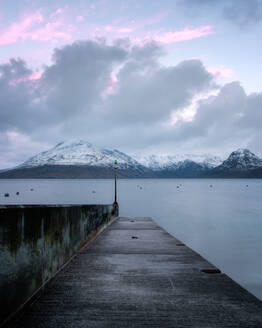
{"left": 1, "top": 178, "right": 262, "bottom": 300}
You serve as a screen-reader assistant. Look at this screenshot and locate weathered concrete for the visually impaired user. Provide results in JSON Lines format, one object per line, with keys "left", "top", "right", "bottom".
{"left": 4, "top": 217, "right": 262, "bottom": 327}
{"left": 0, "top": 204, "right": 118, "bottom": 325}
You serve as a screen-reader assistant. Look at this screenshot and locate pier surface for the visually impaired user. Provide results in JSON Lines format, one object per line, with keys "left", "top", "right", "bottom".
{"left": 5, "top": 217, "right": 262, "bottom": 327}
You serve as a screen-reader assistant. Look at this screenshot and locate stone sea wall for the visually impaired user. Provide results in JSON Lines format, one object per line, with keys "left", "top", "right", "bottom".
{"left": 0, "top": 204, "right": 118, "bottom": 325}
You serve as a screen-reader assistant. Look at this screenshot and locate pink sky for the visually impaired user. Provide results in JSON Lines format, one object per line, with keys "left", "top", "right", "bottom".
{"left": 0, "top": 10, "right": 72, "bottom": 46}
{"left": 0, "top": 6, "right": 216, "bottom": 62}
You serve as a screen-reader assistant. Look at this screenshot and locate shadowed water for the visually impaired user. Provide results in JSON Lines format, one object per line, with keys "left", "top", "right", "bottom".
{"left": 1, "top": 178, "right": 262, "bottom": 300}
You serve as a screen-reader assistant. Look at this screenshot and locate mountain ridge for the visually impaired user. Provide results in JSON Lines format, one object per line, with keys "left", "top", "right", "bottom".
{"left": 1, "top": 141, "right": 262, "bottom": 178}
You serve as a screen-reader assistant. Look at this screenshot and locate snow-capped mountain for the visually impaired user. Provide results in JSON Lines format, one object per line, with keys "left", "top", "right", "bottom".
{"left": 22, "top": 140, "right": 223, "bottom": 172}
{"left": 133, "top": 153, "right": 223, "bottom": 170}
{"left": 21, "top": 140, "right": 144, "bottom": 171}
{"left": 1, "top": 141, "right": 262, "bottom": 178}
{"left": 216, "top": 148, "right": 262, "bottom": 171}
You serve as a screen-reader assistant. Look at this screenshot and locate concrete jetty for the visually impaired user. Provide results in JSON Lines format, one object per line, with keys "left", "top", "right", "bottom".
{"left": 5, "top": 217, "right": 262, "bottom": 327}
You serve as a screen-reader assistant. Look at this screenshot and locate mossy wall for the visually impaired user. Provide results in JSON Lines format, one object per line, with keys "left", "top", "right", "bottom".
{"left": 0, "top": 204, "right": 118, "bottom": 324}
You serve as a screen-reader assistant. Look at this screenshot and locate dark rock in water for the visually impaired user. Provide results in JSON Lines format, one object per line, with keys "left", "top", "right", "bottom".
{"left": 16, "top": 192, "right": 19, "bottom": 195}
{"left": 4, "top": 193, "right": 9, "bottom": 197}
{"left": 30, "top": 188, "right": 34, "bottom": 191}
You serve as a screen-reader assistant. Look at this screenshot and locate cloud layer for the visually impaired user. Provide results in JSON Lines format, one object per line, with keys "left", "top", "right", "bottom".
{"left": 0, "top": 38, "right": 261, "bottom": 167}
{"left": 183, "top": 0, "right": 262, "bottom": 26}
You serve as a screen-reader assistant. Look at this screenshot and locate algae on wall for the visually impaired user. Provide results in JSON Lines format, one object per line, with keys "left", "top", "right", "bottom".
{"left": 0, "top": 204, "right": 117, "bottom": 324}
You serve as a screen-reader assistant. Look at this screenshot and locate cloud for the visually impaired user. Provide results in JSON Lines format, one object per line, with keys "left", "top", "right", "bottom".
{"left": 159, "top": 81, "right": 262, "bottom": 155}
{"left": 0, "top": 131, "right": 50, "bottom": 169}
{"left": 41, "top": 40, "right": 127, "bottom": 121}
{"left": 0, "top": 38, "right": 261, "bottom": 167}
{"left": 208, "top": 66, "right": 234, "bottom": 79}
{"left": 182, "top": 0, "right": 262, "bottom": 26}
{"left": 0, "top": 13, "right": 43, "bottom": 45}
{"left": 103, "top": 58, "right": 215, "bottom": 124}
{"left": 0, "top": 58, "right": 36, "bottom": 132}
{"left": 153, "top": 26, "right": 215, "bottom": 44}
{"left": 29, "top": 21, "right": 71, "bottom": 42}
{"left": 0, "top": 39, "right": 215, "bottom": 164}
{"left": 0, "top": 11, "right": 72, "bottom": 46}
{"left": 92, "top": 23, "right": 215, "bottom": 45}
{"left": 223, "top": 0, "right": 262, "bottom": 26}
{"left": 104, "top": 25, "right": 133, "bottom": 34}
{"left": 0, "top": 40, "right": 127, "bottom": 134}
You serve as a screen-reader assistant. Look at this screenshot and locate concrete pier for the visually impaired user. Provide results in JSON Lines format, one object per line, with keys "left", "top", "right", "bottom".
{"left": 5, "top": 217, "right": 262, "bottom": 327}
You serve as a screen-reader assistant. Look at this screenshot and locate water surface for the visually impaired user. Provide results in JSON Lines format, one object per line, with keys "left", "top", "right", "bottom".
{"left": 1, "top": 178, "right": 262, "bottom": 300}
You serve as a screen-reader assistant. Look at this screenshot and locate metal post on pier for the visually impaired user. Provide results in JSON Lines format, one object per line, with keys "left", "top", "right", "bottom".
{"left": 114, "top": 160, "right": 118, "bottom": 205}
{"left": 113, "top": 160, "right": 119, "bottom": 216}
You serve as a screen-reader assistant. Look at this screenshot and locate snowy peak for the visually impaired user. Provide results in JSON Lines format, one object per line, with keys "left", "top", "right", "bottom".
{"left": 20, "top": 140, "right": 262, "bottom": 175}
{"left": 218, "top": 148, "right": 262, "bottom": 170}
{"left": 133, "top": 153, "right": 223, "bottom": 170}
{"left": 53, "top": 140, "right": 93, "bottom": 150}
{"left": 21, "top": 140, "right": 143, "bottom": 170}
{"left": 21, "top": 139, "right": 225, "bottom": 171}
{"left": 133, "top": 154, "right": 177, "bottom": 170}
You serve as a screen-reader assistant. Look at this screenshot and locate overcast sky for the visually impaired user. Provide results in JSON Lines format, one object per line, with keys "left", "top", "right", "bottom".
{"left": 1, "top": 0, "right": 262, "bottom": 168}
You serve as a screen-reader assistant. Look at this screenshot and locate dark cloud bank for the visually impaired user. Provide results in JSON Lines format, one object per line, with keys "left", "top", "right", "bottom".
{"left": 182, "top": 0, "right": 262, "bottom": 26}
{"left": 0, "top": 38, "right": 262, "bottom": 168}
